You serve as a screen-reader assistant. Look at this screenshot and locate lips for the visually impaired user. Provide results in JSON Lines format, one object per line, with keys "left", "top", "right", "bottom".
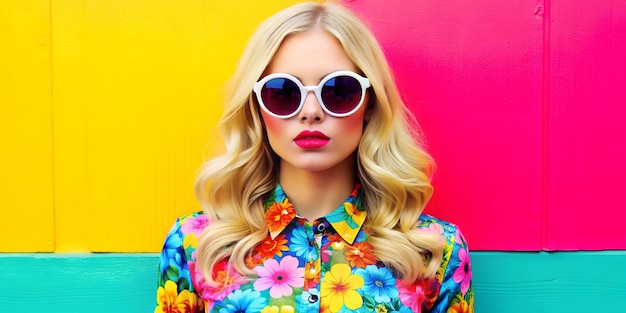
{"left": 294, "top": 130, "right": 330, "bottom": 148}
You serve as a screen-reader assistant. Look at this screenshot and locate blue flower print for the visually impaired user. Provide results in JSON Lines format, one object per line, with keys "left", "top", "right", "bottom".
{"left": 355, "top": 265, "right": 399, "bottom": 303}
{"left": 219, "top": 289, "right": 267, "bottom": 313}
{"left": 326, "top": 203, "right": 359, "bottom": 229}
{"left": 289, "top": 227, "right": 318, "bottom": 260}
{"left": 273, "top": 184, "right": 287, "bottom": 202}
{"left": 157, "top": 187, "right": 475, "bottom": 313}
{"left": 297, "top": 288, "right": 320, "bottom": 308}
{"left": 159, "top": 226, "right": 185, "bottom": 271}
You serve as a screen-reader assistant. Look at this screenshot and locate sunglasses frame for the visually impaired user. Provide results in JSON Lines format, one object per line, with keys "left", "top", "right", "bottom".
{"left": 253, "top": 70, "right": 371, "bottom": 119}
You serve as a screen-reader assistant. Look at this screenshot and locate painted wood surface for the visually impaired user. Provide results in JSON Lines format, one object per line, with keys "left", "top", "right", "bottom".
{"left": 1, "top": 252, "right": 625, "bottom": 312}
{"left": 0, "top": 0, "right": 304, "bottom": 253}
{"left": 344, "top": 0, "right": 626, "bottom": 250}
{"left": 545, "top": 1, "right": 626, "bottom": 250}
{"left": 0, "top": 0, "right": 55, "bottom": 252}
{"left": 1, "top": 0, "right": 625, "bottom": 253}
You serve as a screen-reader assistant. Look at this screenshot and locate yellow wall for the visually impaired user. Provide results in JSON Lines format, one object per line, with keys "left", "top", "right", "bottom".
{"left": 0, "top": 0, "right": 307, "bottom": 253}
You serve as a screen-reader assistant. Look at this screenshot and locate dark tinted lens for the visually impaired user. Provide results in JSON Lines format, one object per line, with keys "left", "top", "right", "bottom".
{"left": 320, "top": 76, "right": 362, "bottom": 114}
{"left": 261, "top": 78, "right": 301, "bottom": 116}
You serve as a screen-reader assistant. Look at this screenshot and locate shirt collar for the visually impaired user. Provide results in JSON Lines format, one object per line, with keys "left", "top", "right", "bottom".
{"left": 264, "top": 183, "right": 366, "bottom": 244}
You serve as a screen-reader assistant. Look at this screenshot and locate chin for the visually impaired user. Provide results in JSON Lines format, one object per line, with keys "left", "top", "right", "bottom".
{"left": 282, "top": 156, "right": 356, "bottom": 175}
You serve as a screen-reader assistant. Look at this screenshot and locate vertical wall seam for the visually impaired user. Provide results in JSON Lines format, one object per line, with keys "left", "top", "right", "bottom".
{"left": 540, "top": 0, "right": 551, "bottom": 251}
{"left": 49, "top": 0, "right": 56, "bottom": 252}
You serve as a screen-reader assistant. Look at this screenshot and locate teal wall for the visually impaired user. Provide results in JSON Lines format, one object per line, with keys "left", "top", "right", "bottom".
{"left": 2, "top": 251, "right": 625, "bottom": 312}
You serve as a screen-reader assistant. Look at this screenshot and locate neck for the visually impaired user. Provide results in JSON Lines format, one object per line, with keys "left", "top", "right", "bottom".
{"left": 279, "top": 162, "right": 356, "bottom": 221}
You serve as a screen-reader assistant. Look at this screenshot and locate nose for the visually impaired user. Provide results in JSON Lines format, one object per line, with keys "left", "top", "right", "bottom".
{"left": 297, "top": 89, "right": 324, "bottom": 122}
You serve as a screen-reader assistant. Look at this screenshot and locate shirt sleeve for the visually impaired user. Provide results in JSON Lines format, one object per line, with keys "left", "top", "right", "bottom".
{"left": 155, "top": 218, "right": 205, "bottom": 313}
{"left": 430, "top": 226, "right": 475, "bottom": 313}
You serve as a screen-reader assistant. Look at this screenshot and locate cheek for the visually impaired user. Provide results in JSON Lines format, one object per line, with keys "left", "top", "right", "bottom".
{"left": 261, "top": 112, "right": 283, "bottom": 142}
{"left": 343, "top": 111, "right": 367, "bottom": 134}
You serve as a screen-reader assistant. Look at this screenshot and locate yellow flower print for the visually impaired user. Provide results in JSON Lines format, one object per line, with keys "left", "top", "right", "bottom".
{"left": 375, "top": 304, "right": 388, "bottom": 313}
{"left": 155, "top": 280, "right": 203, "bottom": 313}
{"left": 261, "top": 305, "right": 295, "bottom": 313}
{"left": 261, "top": 306, "right": 279, "bottom": 313}
{"left": 448, "top": 298, "right": 471, "bottom": 313}
{"left": 344, "top": 202, "right": 365, "bottom": 225}
{"left": 320, "top": 264, "right": 364, "bottom": 313}
{"left": 331, "top": 240, "right": 345, "bottom": 250}
{"left": 183, "top": 233, "right": 198, "bottom": 249}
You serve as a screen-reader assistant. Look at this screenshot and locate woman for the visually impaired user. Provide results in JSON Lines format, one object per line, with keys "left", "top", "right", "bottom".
{"left": 156, "top": 2, "right": 474, "bottom": 312}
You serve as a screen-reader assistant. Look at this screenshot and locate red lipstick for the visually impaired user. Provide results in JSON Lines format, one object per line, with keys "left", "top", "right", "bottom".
{"left": 294, "top": 130, "right": 330, "bottom": 149}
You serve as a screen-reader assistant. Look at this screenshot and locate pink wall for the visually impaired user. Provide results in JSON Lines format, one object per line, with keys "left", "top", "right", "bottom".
{"left": 343, "top": 0, "right": 626, "bottom": 250}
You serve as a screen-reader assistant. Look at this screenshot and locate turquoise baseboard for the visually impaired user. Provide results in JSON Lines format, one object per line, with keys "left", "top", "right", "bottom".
{"left": 1, "top": 251, "right": 625, "bottom": 312}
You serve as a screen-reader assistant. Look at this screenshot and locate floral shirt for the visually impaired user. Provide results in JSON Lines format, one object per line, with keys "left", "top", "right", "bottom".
{"left": 156, "top": 184, "right": 474, "bottom": 313}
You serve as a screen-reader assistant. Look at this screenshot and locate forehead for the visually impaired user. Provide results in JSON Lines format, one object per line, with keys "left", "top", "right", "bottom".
{"left": 266, "top": 29, "right": 358, "bottom": 81}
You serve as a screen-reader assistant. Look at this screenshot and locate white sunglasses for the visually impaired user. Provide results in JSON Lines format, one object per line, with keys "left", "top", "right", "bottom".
{"left": 253, "top": 70, "right": 371, "bottom": 118}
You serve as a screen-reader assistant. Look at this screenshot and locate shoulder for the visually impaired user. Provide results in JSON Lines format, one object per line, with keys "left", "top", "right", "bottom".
{"left": 161, "top": 211, "right": 210, "bottom": 262}
{"left": 417, "top": 213, "right": 470, "bottom": 271}
{"left": 158, "top": 211, "right": 211, "bottom": 283}
{"left": 176, "top": 211, "right": 210, "bottom": 237}
{"left": 157, "top": 212, "right": 208, "bottom": 311}
{"left": 418, "top": 214, "right": 474, "bottom": 311}
{"left": 417, "top": 213, "right": 467, "bottom": 247}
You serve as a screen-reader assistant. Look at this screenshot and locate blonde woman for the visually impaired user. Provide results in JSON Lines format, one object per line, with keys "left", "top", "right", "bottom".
{"left": 156, "top": 2, "right": 473, "bottom": 312}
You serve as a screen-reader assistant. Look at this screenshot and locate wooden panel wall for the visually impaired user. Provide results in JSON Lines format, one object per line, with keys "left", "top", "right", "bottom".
{"left": 0, "top": 0, "right": 55, "bottom": 252}
{"left": 1, "top": 0, "right": 624, "bottom": 252}
{"left": 0, "top": 0, "right": 305, "bottom": 253}
{"left": 344, "top": 0, "right": 626, "bottom": 250}
{"left": 546, "top": 1, "right": 626, "bottom": 250}
{"left": 2, "top": 252, "right": 626, "bottom": 312}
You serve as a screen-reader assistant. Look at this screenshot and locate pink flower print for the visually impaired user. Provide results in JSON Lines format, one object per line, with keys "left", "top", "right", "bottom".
{"left": 190, "top": 257, "right": 246, "bottom": 302}
{"left": 253, "top": 255, "right": 304, "bottom": 298}
{"left": 397, "top": 279, "right": 425, "bottom": 313}
{"left": 321, "top": 245, "right": 333, "bottom": 263}
{"left": 181, "top": 214, "right": 210, "bottom": 237}
{"left": 455, "top": 229, "right": 467, "bottom": 245}
{"left": 419, "top": 223, "right": 444, "bottom": 235}
{"left": 452, "top": 248, "right": 472, "bottom": 295}
{"left": 417, "top": 223, "right": 445, "bottom": 245}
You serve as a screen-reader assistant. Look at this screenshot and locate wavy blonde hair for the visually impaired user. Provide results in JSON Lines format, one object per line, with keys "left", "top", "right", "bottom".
{"left": 195, "top": 1, "right": 443, "bottom": 286}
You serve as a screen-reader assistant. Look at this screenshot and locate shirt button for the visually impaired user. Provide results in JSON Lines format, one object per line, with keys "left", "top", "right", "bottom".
{"left": 316, "top": 223, "right": 326, "bottom": 233}
{"left": 308, "top": 294, "right": 319, "bottom": 303}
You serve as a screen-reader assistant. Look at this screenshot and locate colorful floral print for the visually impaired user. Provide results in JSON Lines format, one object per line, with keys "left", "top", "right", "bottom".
{"left": 344, "top": 241, "right": 376, "bottom": 268}
{"left": 220, "top": 289, "right": 267, "bottom": 313}
{"left": 155, "top": 280, "right": 204, "bottom": 313}
{"left": 320, "top": 263, "right": 365, "bottom": 312}
{"left": 452, "top": 248, "right": 472, "bottom": 296}
{"left": 355, "top": 265, "right": 398, "bottom": 303}
{"left": 156, "top": 184, "right": 474, "bottom": 312}
{"left": 254, "top": 256, "right": 304, "bottom": 298}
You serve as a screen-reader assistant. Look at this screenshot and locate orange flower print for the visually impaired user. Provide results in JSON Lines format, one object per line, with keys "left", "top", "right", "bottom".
{"left": 448, "top": 299, "right": 472, "bottom": 313}
{"left": 255, "top": 234, "right": 289, "bottom": 259}
{"left": 344, "top": 241, "right": 376, "bottom": 268}
{"left": 266, "top": 200, "right": 296, "bottom": 233}
{"left": 344, "top": 202, "right": 361, "bottom": 218}
{"left": 304, "top": 259, "right": 321, "bottom": 290}
{"left": 246, "top": 254, "right": 263, "bottom": 268}
{"left": 319, "top": 299, "right": 331, "bottom": 313}
{"left": 155, "top": 280, "right": 204, "bottom": 313}
{"left": 327, "top": 234, "right": 343, "bottom": 246}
